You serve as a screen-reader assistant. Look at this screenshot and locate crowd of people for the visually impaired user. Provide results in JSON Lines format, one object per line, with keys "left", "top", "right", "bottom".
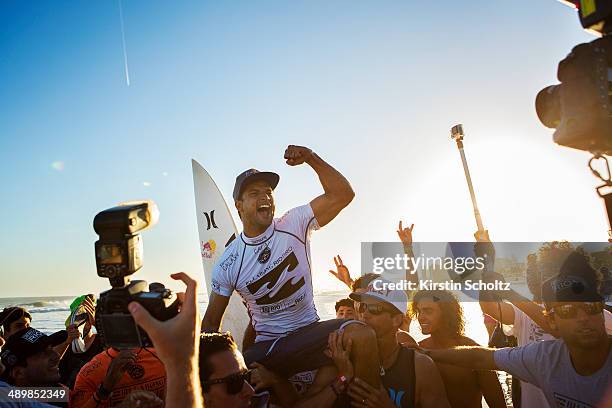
{"left": 1, "top": 145, "right": 611, "bottom": 407}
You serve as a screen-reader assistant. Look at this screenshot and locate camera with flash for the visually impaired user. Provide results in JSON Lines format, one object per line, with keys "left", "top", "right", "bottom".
{"left": 94, "top": 201, "right": 179, "bottom": 349}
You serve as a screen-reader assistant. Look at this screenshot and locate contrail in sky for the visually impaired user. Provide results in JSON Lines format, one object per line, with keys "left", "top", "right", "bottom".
{"left": 118, "top": 0, "right": 130, "bottom": 86}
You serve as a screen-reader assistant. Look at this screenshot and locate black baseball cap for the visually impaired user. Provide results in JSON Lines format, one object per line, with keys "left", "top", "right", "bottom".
{"left": 542, "top": 274, "right": 603, "bottom": 303}
{"left": 0, "top": 328, "right": 67, "bottom": 370}
{"left": 232, "top": 169, "right": 280, "bottom": 201}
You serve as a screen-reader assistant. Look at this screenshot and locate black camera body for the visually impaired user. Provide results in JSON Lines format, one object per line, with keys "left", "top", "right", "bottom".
{"left": 535, "top": 35, "right": 611, "bottom": 155}
{"left": 535, "top": 2, "right": 611, "bottom": 155}
{"left": 96, "top": 281, "right": 178, "bottom": 349}
{"left": 94, "top": 201, "right": 179, "bottom": 349}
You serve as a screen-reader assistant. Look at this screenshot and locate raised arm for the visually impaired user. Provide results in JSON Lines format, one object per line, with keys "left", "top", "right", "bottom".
{"left": 284, "top": 145, "right": 354, "bottom": 227}
{"left": 504, "top": 290, "right": 556, "bottom": 336}
{"left": 201, "top": 292, "right": 230, "bottom": 332}
{"left": 479, "top": 300, "right": 515, "bottom": 326}
{"left": 129, "top": 272, "right": 202, "bottom": 408}
{"left": 480, "top": 271, "right": 556, "bottom": 335}
{"left": 397, "top": 220, "right": 419, "bottom": 287}
{"left": 425, "top": 346, "right": 498, "bottom": 371}
{"left": 328, "top": 255, "right": 354, "bottom": 289}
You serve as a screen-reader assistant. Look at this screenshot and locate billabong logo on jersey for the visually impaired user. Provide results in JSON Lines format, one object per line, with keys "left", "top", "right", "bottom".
{"left": 203, "top": 210, "right": 218, "bottom": 230}
{"left": 247, "top": 252, "right": 305, "bottom": 305}
{"left": 258, "top": 246, "right": 271, "bottom": 264}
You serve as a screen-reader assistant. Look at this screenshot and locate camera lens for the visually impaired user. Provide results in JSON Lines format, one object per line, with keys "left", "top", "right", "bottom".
{"left": 535, "top": 85, "right": 561, "bottom": 129}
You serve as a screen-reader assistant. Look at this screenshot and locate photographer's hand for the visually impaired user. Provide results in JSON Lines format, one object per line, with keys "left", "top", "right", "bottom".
{"left": 128, "top": 272, "right": 202, "bottom": 408}
{"left": 103, "top": 350, "right": 137, "bottom": 391}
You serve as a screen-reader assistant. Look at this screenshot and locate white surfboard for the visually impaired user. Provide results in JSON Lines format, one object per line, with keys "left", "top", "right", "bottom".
{"left": 192, "top": 159, "right": 248, "bottom": 349}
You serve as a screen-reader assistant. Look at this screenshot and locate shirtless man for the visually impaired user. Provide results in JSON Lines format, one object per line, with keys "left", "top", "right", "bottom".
{"left": 202, "top": 145, "right": 380, "bottom": 388}
{"left": 281, "top": 278, "right": 450, "bottom": 408}
{"left": 411, "top": 290, "right": 506, "bottom": 408}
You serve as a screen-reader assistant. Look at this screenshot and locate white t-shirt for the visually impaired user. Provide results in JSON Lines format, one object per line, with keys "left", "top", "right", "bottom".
{"left": 503, "top": 304, "right": 612, "bottom": 408}
{"left": 494, "top": 338, "right": 611, "bottom": 408}
{"left": 212, "top": 204, "right": 320, "bottom": 342}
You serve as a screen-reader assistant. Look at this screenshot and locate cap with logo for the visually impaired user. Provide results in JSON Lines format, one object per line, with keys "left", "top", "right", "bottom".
{"left": 349, "top": 278, "right": 408, "bottom": 315}
{"left": 233, "top": 169, "right": 280, "bottom": 201}
{"left": 0, "top": 328, "right": 67, "bottom": 370}
{"left": 541, "top": 250, "right": 605, "bottom": 304}
{"left": 542, "top": 274, "right": 603, "bottom": 303}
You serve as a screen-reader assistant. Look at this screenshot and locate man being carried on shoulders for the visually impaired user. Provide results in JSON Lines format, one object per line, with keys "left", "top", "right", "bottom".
{"left": 202, "top": 145, "right": 380, "bottom": 388}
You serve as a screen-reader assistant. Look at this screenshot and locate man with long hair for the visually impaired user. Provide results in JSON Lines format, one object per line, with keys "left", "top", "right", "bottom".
{"left": 411, "top": 290, "right": 506, "bottom": 408}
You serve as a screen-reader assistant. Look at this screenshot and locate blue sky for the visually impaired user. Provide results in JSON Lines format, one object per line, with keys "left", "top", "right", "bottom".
{"left": 0, "top": 1, "right": 604, "bottom": 297}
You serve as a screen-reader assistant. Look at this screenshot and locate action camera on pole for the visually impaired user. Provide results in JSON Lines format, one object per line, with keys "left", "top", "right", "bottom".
{"left": 94, "top": 201, "right": 179, "bottom": 349}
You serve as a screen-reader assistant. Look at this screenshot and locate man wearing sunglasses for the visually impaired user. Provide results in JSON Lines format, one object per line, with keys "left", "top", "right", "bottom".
{"left": 424, "top": 273, "right": 612, "bottom": 408}
{"left": 479, "top": 244, "right": 612, "bottom": 407}
{"left": 342, "top": 279, "right": 451, "bottom": 408}
{"left": 199, "top": 333, "right": 257, "bottom": 408}
{"left": 203, "top": 145, "right": 380, "bottom": 389}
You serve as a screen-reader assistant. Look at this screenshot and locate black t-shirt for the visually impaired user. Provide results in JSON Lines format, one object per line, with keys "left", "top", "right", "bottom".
{"left": 58, "top": 335, "right": 103, "bottom": 389}
{"left": 381, "top": 347, "right": 415, "bottom": 408}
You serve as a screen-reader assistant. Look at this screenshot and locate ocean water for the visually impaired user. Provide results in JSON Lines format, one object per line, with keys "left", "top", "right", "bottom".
{"left": 0, "top": 291, "right": 490, "bottom": 344}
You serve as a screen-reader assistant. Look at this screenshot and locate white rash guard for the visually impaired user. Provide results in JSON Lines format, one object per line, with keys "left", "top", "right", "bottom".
{"left": 212, "top": 204, "right": 321, "bottom": 342}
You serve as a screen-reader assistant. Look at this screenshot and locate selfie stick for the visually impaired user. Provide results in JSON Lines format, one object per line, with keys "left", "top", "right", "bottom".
{"left": 450, "top": 124, "right": 485, "bottom": 233}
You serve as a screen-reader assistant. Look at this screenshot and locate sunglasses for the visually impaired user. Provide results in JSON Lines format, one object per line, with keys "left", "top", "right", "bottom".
{"left": 202, "top": 369, "right": 252, "bottom": 395}
{"left": 358, "top": 303, "right": 392, "bottom": 316}
{"left": 549, "top": 302, "right": 604, "bottom": 319}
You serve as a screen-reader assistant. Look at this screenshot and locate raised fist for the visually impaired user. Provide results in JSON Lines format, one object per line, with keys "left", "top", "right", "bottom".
{"left": 284, "top": 145, "right": 313, "bottom": 166}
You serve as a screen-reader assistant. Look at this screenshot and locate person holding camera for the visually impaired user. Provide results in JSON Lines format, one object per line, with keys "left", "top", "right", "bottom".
{"left": 70, "top": 272, "right": 203, "bottom": 408}
{"left": 202, "top": 145, "right": 381, "bottom": 388}
{"left": 127, "top": 272, "right": 202, "bottom": 408}
{"left": 70, "top": 342, "right": 166, "bottom": 408}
